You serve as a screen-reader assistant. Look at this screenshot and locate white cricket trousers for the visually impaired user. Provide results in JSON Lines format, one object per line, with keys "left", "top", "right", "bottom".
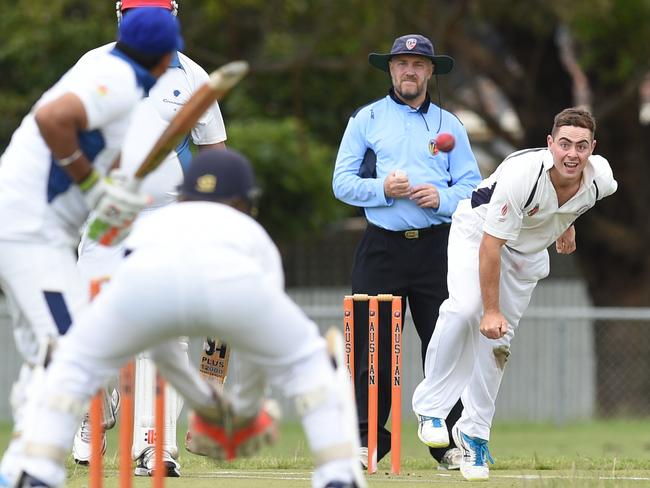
{"left": 0, "top": 240, "right": 88, "bottom": 363}
{"left": 17, "top": 246, "right": 356, "bottom": 487}
{"left": 412, "top": 200, "right": 549, "bottom": 440}
{"left": 77, "top": 227, "right": 187, "bottom": 460}
{"left": 0, "top": 240, "right": 89, "bottom": 482}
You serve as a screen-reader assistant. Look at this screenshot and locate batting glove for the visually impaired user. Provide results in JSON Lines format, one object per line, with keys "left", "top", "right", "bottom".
{"left": 80, "top": 169, "right": 150, "bottom": 246}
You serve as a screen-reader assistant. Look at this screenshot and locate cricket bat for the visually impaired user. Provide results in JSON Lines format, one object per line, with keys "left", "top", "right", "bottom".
{"left": 199, "top": 337, "right": 231, "bottom": 391}
{"left": 87, "top": 60, "right": 249, "bottom": 245}
{"left": 145, "top": 63, "right": 244, "bottom": 387}
{"left": 134, "top": 60, "right": 249, "bottom": 182}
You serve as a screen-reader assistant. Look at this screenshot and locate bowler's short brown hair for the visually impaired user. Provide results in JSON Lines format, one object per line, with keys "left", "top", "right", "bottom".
{"left": 552, "top": 107, "right": 596, "bottom": 138}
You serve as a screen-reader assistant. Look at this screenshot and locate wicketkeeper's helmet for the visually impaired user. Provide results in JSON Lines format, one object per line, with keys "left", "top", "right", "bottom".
{"left": 179, "top": 149, "right": 261, "bottom": 211}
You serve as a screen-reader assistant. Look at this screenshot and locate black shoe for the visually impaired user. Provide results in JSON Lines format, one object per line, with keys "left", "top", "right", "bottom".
{"left": 134, "top": 447, "right": 181, "bottom": 477}
{"left": 158, "top": 461, "right": 181, "bottom": 478}
{"left": 16, "top": 473, "right": 51, "bottom": 488}
{"left": 324, "top": 482, "right": 361, "bottom": 488}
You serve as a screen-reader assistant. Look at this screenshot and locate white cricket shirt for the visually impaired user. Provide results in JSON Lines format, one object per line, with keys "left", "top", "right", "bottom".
{"left": 0, "top": 47, "right": 156, "bottom": 246}
{"left": 79, "top": 45, "right": 228, "bottom": 209}
{"left": 470, "top": 148, "right": 617, "bottom": 253}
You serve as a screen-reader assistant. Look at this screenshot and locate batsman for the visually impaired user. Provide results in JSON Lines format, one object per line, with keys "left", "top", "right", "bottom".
{"left": 0, "top": 8, "right": 181, "bottom": 484}
{"left": 72, "top": 0, "right": 229, "bottom": 477}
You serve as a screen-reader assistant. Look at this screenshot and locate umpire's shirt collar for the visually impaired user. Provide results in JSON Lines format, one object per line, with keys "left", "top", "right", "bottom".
{"left": 388, "top": 88, "right": 431, "bottom": 113}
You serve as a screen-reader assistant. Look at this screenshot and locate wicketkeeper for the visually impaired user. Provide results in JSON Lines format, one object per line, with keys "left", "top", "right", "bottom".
{"left": 8, "top": 149, "right": 366, "bottom": 488}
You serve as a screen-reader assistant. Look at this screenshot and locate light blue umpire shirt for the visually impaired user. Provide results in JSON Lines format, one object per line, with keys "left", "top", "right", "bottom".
{"left": 333, "top": 90, "right": 482, "bottom": 231}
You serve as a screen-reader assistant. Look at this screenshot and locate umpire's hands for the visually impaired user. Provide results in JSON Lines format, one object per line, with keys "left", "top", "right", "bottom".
{"left": 410, "top": 184, "right": 440, "bottom": 209}
{"left": 384, "top": 170, "right": 411, "bottom": 198}
{"left": 480, "top": 311, "right": 508, "bottom": 339}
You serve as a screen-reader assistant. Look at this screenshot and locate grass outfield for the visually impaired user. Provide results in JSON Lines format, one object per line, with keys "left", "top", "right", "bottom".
{"left": 2, "top": 419, "right": 650, "bottom": 487}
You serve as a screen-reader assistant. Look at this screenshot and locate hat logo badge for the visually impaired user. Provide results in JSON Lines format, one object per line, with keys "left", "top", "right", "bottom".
{"left": 406, "top": 38, "right": 417, "bottom": 50}
{"left": 195, "top": 174, "right": 217, "bottom": 193}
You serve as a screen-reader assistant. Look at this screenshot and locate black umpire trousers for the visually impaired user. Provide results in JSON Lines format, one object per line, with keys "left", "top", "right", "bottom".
{"left": 350, "top": 223, "right": 463, "bottom": 464}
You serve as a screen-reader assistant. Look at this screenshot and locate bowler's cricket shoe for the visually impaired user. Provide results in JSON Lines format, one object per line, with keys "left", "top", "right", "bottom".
{"left": 416, "top": 414, "right": 449, "bottom": 448}
{"left": 437, "top": 447, "right": 462, "bottom": 470}
{"left": 187, "top": 400, "right": 280, "bottom": 460}
{"left": 134, "top": 447, "right": 180, "bottom": 477}
{"left": 452, "top": 424, "right": 494, "bottom": 481}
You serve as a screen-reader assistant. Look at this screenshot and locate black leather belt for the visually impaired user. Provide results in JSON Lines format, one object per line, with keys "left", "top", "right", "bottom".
{"left": 367, "top": 223, "right": 449, "bottom": 239}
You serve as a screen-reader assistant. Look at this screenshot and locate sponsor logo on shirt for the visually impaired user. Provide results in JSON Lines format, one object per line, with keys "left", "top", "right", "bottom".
{"left": 498, "top": 203, "right": 508, "bottom": 222}
{"left": 162, "top": 98, "right": 184, "bottom": 106}
{"left": 163, "top": 89, "right": 184, "bottom": 106}
{"left": 527, "top": 203, "right": 540, "bottom": 217}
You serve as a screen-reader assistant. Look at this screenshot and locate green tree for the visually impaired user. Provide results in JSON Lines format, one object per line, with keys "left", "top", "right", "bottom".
{"left": 0, "top": 1, "right": 114, "bottom": 144}
{"left": 192, "top": 0, "right": 650, "bottom": 413}
{"left": 2, "top": 1, "right": 649, "bottom": 312}
{"left": 225, "top": 117, "right": 347, "bottom": 240}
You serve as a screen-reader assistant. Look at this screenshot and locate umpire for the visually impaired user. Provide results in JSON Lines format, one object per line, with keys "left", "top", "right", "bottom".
{"left": 332, "top": 34, "right": 482, "bottom": 469}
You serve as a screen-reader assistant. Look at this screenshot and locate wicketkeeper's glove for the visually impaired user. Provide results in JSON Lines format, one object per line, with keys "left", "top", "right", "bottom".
{"left": 79, "top": 169, "right": 150, "bottom": 246}
{"left": 186, "top": 396, "right": 280, "bottom": 461}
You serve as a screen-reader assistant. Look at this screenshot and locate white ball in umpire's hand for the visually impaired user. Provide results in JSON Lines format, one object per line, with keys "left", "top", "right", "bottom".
{"left": 394, "top": 169, "right": 407, "bottom": 178}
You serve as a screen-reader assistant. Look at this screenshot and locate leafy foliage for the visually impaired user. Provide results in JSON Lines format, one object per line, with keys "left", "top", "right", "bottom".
{"left": 1, "top": 0, "right": 650, "bottom": 304}
{"left": 225, "top": 117, "right": 349, "bottom": 241}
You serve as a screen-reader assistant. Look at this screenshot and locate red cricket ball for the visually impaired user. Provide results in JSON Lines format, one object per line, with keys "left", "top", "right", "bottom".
{"left": 436, "top": 132, "right": 455, "bottom": 152}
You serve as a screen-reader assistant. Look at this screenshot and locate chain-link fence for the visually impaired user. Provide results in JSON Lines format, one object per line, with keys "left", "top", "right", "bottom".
{"left": 499, "top": 307, "right": 650, "bottom": 421}
{"left": 288, "top": 285, "right": 650, "bottom": 423}
{"left": 1, "top": 284, "right": 649, "bottom": 422}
